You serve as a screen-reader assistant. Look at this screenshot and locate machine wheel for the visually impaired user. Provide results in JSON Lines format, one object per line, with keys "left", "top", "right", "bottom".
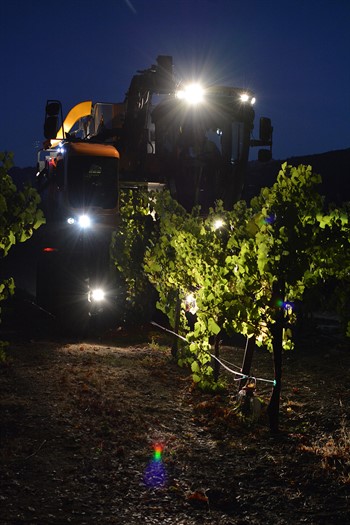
{"left": 36, "top": 252, "right": 60, "bottom": 316}
{"left": 36, "top": 252, "right": 90, "bottom": 337}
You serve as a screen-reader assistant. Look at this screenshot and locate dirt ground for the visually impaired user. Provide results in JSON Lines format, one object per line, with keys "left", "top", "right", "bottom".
{"left": 0, "top": 322, "right": 349, "bottom": 525}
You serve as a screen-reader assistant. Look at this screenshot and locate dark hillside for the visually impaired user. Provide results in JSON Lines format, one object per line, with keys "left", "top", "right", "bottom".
{"left": 8, "top": 148, "right": 350, "bottom": 205}
{"left": 245, "top": 148, "right": 350, "bottom": 205}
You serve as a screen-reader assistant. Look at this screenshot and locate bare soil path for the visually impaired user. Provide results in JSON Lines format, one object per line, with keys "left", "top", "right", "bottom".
{"left": 0, "top": 326, "right": 349, "bottom": 524}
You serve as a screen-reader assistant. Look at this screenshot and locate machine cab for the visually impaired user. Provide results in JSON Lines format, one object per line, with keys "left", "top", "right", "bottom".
{"left": 37, "top": 142, "right": 119, "bottom": 226}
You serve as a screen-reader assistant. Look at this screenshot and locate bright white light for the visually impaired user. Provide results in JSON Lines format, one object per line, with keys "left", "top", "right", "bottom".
{"left": 251, "top": 97, "right": 256, "bottom": 105}
{"left": 67, "top": 217, "right": 75, "bottom": 225}
{"left": 176, "top": 83, "right": 204, "bottom": 104}
{"left": 78, "top": 215, "right": 91, "bottom": 228}
{"left": 185, "top": 293, "right": 198, "bottom": 315}
{"left": 186, "top": 293, "right": 195, "bottom": 304}
{"left": 148, "top": 205, "right": 157, "bottom": 221}
{"left": 90, "top": 288, "right": 105, "bottom": 302}
{"left": 213, "top": 218, "right": 224, "bottom": 230}
{"left": 240, "top": 93, "right": 250, "bottom": 103}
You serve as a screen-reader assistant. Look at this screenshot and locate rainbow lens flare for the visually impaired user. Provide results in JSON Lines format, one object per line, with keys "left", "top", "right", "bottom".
{"left": 144, "top": 443, "right": 167, "bottom": 488}
{"left": 154, "top": 444, "right": 163, "bottom": 461}
{"left": 276, "top": 299, "right": 294, "bottom": 311}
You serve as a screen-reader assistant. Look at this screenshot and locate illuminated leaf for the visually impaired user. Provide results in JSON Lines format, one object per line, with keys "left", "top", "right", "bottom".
{"left": 208, "top": 317, "right": 221, "bottom": 335}
{"left": 191, "top": 361, "right": 200, "bottom": 373}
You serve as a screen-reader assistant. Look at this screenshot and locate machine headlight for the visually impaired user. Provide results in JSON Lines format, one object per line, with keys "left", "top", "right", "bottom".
{"left": 176, "top": 83, "right": 204, "bottom": 105}
{"left": 239, "top": 92, "right": 256, "bottom": 105}
{"left": 78, "top": 215, "right": 91, "bottom": 228}
{"left": 240, "top": 93, "right": 250, "bottom": 103}
{"left": 67, "top": 214, "right": 92, "bottom": 228}
{"left": 89, "top": 288, "right": 105, "bottom": 302}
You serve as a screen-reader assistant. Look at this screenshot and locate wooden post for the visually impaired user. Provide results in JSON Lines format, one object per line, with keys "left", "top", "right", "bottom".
{"left": 171, "top": 292, "right": 181, "bottom": 358}
{"left": 213, "top": 334, "right": 221, "bottom": 382}
{"left": 238, "top": 336, "right": 255, "bottom": 391}
{"left": 267, "top": 280, "right": 285, "bottom": 433}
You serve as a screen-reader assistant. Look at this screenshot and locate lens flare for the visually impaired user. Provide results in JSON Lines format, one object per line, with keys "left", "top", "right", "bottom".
{"left": 144, "top": 443, "right": 167, "bottom": 488}
{"left": 276, "top": 299, "right": 294, "bottom": 311}
{"left": 154, "top": 444, "right": 163, "bottom": 462}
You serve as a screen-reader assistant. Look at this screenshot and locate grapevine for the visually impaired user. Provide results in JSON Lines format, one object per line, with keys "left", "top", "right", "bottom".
{"left": 112, "top": 164, "right": 350, "bottom": 408}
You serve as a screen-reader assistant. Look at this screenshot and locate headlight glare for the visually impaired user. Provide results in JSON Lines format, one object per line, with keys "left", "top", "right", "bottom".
{"left": 89, "top": 288, "right": 105, "bottom": 302}
{"left": 176, "top": 83, "right": 204, "bottom": 105}
{"left": 240, "top": 93, "right": 250, "bottom": 103}
{"left": 78, "top": 215, "right": 91, "bottom": 228}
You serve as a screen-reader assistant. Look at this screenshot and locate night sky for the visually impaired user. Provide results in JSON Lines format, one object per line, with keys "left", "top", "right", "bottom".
{"left": 1, "top": 0, "right": 349, "bottom": 168}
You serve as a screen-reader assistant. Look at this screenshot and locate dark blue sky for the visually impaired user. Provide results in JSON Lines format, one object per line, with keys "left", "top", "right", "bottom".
{"left": 1, "top": 0, "right": 349, "bottom": 167}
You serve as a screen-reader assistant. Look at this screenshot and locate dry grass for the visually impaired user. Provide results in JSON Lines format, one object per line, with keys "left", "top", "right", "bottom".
{"left": 300, "top": 401, "right": 350, "bottom": 484}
